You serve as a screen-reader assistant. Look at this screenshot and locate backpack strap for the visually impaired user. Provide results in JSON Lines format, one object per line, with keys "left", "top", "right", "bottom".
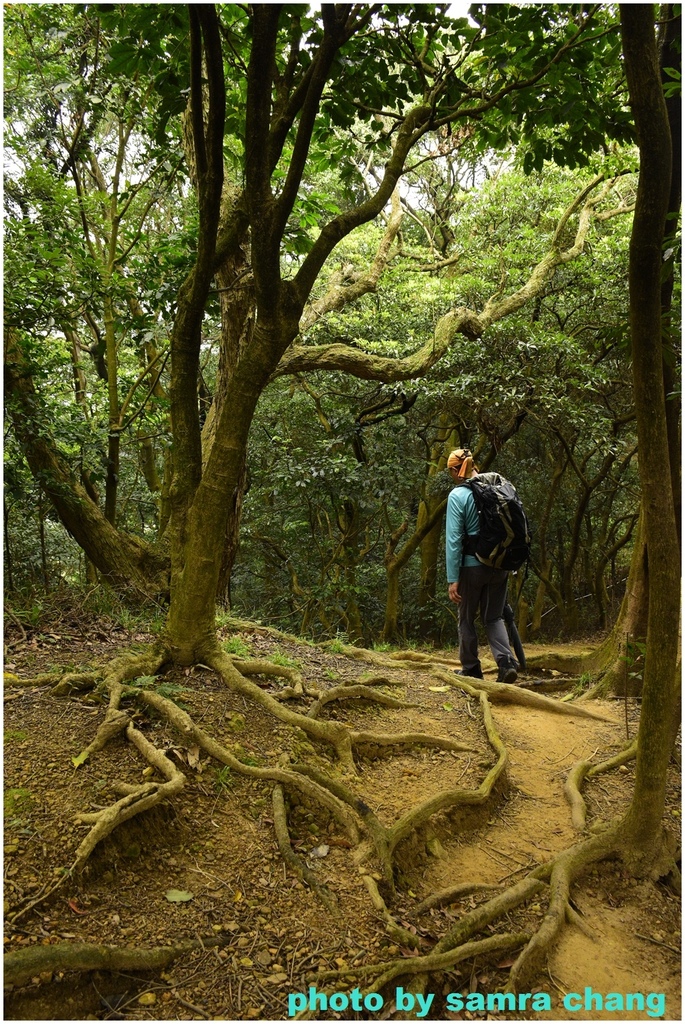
{"left": 460, "top": 481, "right": 479, "bottom": 562}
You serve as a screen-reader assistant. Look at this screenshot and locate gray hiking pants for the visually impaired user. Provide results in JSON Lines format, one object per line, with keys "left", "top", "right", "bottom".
{"left": 458, "top": 564, "right": 513, "bottom": 672}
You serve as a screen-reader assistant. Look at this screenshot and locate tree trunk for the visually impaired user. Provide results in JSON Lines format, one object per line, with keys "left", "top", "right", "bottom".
{"left": 383, "top": 566, "right": 402, "bottom": 642}
{"left": 167, "top": 326, "right": 276, "bottom": 663}
{"left": 103, "top": 292, "right": 120, "bottom": 525}
{"left": 383, "top": 497, "right": 447, "bottom": 641}
{"left": 417, "top": 422, "right": 457, "bottom": 638}
{"left": 4, "top": 328, "right": 169, "bottom": 598}
{"left": 204, "top": 196, "right": 256, "bottom": 604}
{"left": 659, "top": 3, "right": 681, "bottom": 549}
{"left": 4, "top": 500, "right": 14, "bottom": 592}
{"left": 579, "top": 511, "right": 648, "bottom": 691}
{"left": 616, "top": 4, "right": 679, "bottom": 874}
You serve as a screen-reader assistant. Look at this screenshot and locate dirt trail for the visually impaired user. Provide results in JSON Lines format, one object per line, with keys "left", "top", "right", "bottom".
{"left": 420, "top": 698, "right": 680, "bottom": 1021}
{"left": 3, "top": 630, "right": 681, "bottom": 1021}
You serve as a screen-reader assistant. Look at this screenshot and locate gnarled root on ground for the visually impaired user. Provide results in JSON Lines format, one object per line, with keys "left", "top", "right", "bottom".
{"left": 408, "top": 881, "right": 502, "bottom": 917}
{"left": 307, "top": 683, "right": 416, "bottom": 718}
{"left": 304, "top": 831, "right": 623, "bottom": 1012}
{"left": 564, "top": 739, "right": 638, "bottom": 830}
{"left": 208, "top": 649, "right": 474, "bottom": 772}
{"left": 271, "top": 784, "right": 338, "bottom": 912}
{"left": 5, "top": 643, "right": 506, "bottom": 925}
{"left": 4, "top": 935, "right": 232, "bottom": 987}
{"left": 72, "top": 722, "right": 186, "bottom": 872}
{"left": 433, "top": 667, "right": 616, "bottom": 722}
{"left": 7, "top": 632, "right": 674, "bottom": 1007}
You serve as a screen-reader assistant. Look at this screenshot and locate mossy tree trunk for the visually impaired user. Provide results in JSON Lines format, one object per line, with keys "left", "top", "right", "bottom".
{"left": 417, "top": 420, "right": 458, "bottom": 638}
{"left": 615, "top": 3, "right": 680, "bottom": 873}
{"left": 165, "top": 7, "right": 411, "bottom": 659}
{"left": 575, "top": 3, "right": 680, "bottom": 697}
{"left": 4, "top": 327, "right": 169, "bottom": 598}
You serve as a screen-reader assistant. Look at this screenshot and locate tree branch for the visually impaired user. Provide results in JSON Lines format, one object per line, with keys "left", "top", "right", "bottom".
{"left": 276, "top": 174, "right": 630, "bottom": 382}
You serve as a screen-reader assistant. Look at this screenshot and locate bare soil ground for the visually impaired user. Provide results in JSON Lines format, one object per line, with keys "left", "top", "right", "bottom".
{"left": 3, "top": 612, "right": 681, "bottom": 1022}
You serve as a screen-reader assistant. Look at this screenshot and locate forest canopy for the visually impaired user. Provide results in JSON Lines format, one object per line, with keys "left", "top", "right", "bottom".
{"left": 4, "top": 2, "right": 659, "bottom": 649}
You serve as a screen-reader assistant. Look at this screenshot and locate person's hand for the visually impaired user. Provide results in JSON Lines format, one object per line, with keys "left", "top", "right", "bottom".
{"left": 448, "top": 582, "right": 461, "bottom": 604}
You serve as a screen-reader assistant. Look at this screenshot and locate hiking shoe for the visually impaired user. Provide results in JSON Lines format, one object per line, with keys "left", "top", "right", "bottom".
{"left": 456, "top": 666, "right": 484, "bottom": 680}
{"left": 497, "top": 658, "right": 518, "bottom": 684}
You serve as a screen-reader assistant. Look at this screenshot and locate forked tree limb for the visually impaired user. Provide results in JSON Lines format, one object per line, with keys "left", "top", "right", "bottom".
{"left": 276, "top": 174, "right": 631, "bottom": 384}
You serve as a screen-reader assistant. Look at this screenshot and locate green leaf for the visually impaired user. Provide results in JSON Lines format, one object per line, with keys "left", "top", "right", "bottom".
{"left": 165, "top": 889, "right": 194, "bottom": 902}
{"left": 72, "top": 750, "right": 90, "bottom": 768}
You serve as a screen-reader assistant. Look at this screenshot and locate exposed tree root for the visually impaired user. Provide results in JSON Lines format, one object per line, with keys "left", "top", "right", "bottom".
{"left": 565, "top": 902, "right": 597, "bottom": 940}
{"left": 355, "top": 674, "right": 406, "bottom": 687}
{"left": 506, "top": 832, "right": 617, "bottom": 992}
{"left": 50, "top": 672, "right": 104, "bottom": 696}
{"left": 307, "top": 931, "right": 530, "bottom": 1010}
{"left": 4, "top": 935, "right": 232, "bottom": 987}
{"left": 432, "top": 667, "right": 616, "bottom": 722}
{"left": 8, "top": 631, "right": 656, "bottom": 1011}
{"left": 408, "top": 881, "right": 502, "bottom": 917}
{"left": 208, "top": 649, "right": 358, "bottom": 770}
{"left": 360, "top": 873, "right": 422, "bottom": 948}
{"left": 524, "top": 651, "right": 588, "bottom": 674}
{"left": 385, "top": 693, "right": 507, "bottom": 860}
{"left": 4, "top": 670, "right": 103, "bottom": 695}
{"left": 331, "top": 645, "right": 461, "bottom": 671}
{"left": 288, "top": 690, "right": 505, "bottom": 890}
{"left": 564, "top": 760, "right": 594, "bottom": 830}
{"left": 208, "top": 649, "right": 473, "bottom": 771}
{"left": 229, "top": 656, "right": 307, "bottom": 696}
{"left": 73, "top": 722, "right": 186, "bottom": 872}
{"left": 139, "top": 690, "right": 360, "bottom": 843}
{"left": 6, "top": 874, "right": 69, "bottom": 927}
{"left": 6, "top": 646, "right": 504, "bottom": 917}
{"left": 5, "top": 671, "right": 64, "bottom": 688}
{"left": 564, "top": 739, "right": 638, "bottom": 830}
{"left": 432, "top": 868, "right": 549, "bottom": 955}
{"left": 71, "top": 651, "right": 168, "bottom": 763}
{"left": 307, "top": 683, "right": 415, "bottom": 718}
{"left": 287, "top": 762, "right": 395, "bottom": 888}
{"left": 351, "top": 730, "right": 472, "bottom": 755}
{"left": 271, "top": 784, "right": 338, "bottom": 912}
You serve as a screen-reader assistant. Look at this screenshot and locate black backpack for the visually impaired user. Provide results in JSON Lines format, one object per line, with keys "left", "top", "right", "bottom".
{"left": 463, "top": 475, "right": 531, "bottom": 571}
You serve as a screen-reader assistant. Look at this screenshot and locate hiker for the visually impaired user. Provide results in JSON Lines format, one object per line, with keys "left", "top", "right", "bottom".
{"left": 445, "top": 448, "right": 522, "bottom": 683}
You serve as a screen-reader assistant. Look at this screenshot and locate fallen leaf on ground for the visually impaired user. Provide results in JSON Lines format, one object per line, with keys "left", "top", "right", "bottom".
{"left": 165, "top": 889, "right": 194, "bottom": 902}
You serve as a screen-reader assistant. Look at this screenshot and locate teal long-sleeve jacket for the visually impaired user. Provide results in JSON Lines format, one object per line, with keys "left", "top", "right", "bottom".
{"left": 445, "top": 481, "right": 480, "bottom": 584}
